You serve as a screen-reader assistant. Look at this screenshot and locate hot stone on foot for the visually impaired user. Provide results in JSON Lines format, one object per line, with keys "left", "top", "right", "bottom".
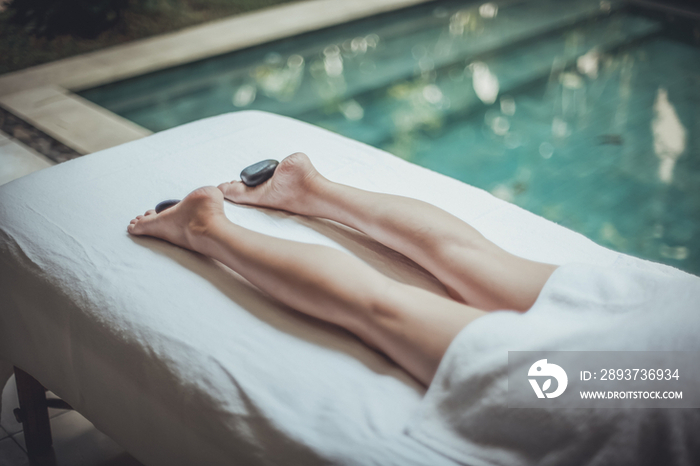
{"left": 153, "top": 159, "right": 279, "bottom": 212}
{"left": 155, "top": 199, "right": 181, "bottom": 213}
{"left": 240, "top": 159, "right": 278, "bottom": 187}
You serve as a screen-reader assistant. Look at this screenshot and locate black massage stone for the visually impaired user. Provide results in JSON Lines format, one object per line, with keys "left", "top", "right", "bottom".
{"left": 154, "top": 160, "right": 279, "bottom": 212}
{"left": 155, "top": 199, "right": 181, "bottom": 214}
{"left": 240, "top": 159, "right": 279, "bottom": 187}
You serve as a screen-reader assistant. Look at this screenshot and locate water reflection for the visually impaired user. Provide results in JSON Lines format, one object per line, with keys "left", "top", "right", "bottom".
{"left": 470, "top": 62, "right": 500, "bottom": 104}
{"left": 500, "top": 95, "right": 516, "bottom": 116}
{"left": 651, "top": 87, "right": 687, "bottom": 184}
{"left": 237, "top": 53, "right": 305, "bottom": 106}
{"left": 478, "top": 3, "right": 498, "bottom": 19}
{"left": 323, "top": 45, "right": 343, "bottom": 77}
{"left": 339, "top": 99, "right": 364, "bottom": 121}
{"left": 232, "top": 84, "right": 256, "bottom": 107}
{"left": 577, "top": 48, "right": 600, "bottom": 78}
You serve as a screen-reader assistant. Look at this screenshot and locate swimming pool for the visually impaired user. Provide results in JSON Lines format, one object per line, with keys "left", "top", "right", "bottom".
{"left": 81, "top": 0, "right": 700, "bottom": 275}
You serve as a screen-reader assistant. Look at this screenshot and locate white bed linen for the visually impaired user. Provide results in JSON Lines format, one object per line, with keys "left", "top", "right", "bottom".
{"left": 407, "top": 256, "right": 700, "bottom": 466}
{"left": 0, "top": 111, "right": 623, "bottom": 465}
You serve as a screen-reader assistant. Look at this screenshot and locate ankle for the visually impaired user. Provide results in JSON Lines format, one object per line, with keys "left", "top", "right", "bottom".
{"left": 184, "top": 213, "right": 228, "bottom": 253}
{"left": 306, "top": 178, "right": 356, "bottom": 222}
{"left": 290, "top": 171, "right": 330, "bottom": 215}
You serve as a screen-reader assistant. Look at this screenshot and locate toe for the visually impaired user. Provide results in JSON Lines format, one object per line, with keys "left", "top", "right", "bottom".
{"left": 218, "top": 180, "right": 249, "bottom": 203}
{"left": 144, "top": 210, "right": 156, "bottom": 216}
{"left": 128, "top": 214, "right": 154, "bottom": 236}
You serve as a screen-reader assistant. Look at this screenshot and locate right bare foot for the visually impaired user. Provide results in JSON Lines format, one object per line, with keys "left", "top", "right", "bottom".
{"left": 218, "top": 152, "right": 324, "bottom": 215}
{"left": 127, "top": 186, "right": 227, "bottom": 253}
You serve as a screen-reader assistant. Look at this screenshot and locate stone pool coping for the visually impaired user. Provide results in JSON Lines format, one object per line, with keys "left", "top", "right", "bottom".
{"left": 0, "top": 0, "right": 433, "bottom": 155}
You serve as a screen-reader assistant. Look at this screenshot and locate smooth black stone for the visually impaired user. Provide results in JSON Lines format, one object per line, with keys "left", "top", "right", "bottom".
{"left": 240, "top": 159, "right": 279, "bottom": 187}
{"left": 155, "top": 199, "right": 181, "bottom": 213}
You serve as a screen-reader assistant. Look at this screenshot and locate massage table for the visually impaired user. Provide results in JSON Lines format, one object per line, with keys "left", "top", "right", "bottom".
{"left": 0, "top": 110, "right": 646, "bottom": 465}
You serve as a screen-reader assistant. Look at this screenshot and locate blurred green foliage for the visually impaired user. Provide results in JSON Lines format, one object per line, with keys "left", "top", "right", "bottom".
{"left": 0, "top": 0, "right": 298, "bottom": 74}
{"left": 7, "top": 0, "right": 129, "bottom": 38}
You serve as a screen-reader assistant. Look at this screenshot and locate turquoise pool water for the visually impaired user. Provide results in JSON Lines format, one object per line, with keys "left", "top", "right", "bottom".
{"left": 81, "top": 0, "right": 700, "bottom": 275}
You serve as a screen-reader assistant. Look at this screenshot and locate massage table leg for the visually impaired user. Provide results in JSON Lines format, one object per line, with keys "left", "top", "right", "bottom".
{"left": 13, "top": 366, "right": 58, "bottom": 466}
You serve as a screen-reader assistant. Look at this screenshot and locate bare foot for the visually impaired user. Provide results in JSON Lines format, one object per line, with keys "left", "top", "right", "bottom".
{"left": 128, "top": 186, "right": 226, "bottom": 252}
{"left": 218, "top": 152, "right": 324, "bottom": 215}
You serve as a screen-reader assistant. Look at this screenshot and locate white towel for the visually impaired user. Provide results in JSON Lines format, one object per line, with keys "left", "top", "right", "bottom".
{"left": 406, "top": 254, "right": 700, "bottom": 466}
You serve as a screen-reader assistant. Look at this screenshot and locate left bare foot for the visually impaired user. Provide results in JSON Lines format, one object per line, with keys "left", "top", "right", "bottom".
{"left": 127, "top": 186, "right": 226, "bottom": 252}
{"left": 218, "top": 152, "right": 324, "bottom": 215}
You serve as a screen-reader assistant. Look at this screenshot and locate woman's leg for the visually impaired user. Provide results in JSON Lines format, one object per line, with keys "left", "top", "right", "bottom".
{"left": 128, "top": 187, "right": 485, "bottom": 385}
{"left": 219, "top": 153, "right": 557, "bottom": 312}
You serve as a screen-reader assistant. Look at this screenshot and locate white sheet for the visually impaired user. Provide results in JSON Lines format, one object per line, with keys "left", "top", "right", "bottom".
{"left": 407, "top": 256, "right": 700, "bottom": 466}
{"left": 0, "top": 111, "right": 632, "bottom": 465}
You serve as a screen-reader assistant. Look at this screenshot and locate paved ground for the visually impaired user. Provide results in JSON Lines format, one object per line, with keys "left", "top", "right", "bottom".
{"left": 1, "top": 376, "right": 143, "bottom": 466}
{"left": 0, "top": 130, "right": 54, "bottom": 187}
